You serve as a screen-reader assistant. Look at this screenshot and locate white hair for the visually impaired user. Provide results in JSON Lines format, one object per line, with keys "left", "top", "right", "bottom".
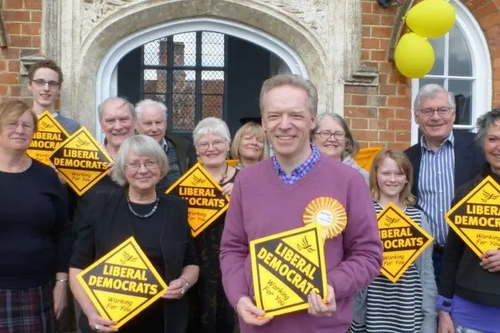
{"left": 135, "top": 99, "right": 167, "bottom": 121}
{"left": 97, "top": 97, "right": 135, "bottom": 121}
{"left": 192, "top": 117, "right": 231, "bottom": 145}
{"left": 111, "top": 135, "right": 169, "bottom": 186}
{"left": 414, "top": 84, "right": 456, "bottom": 113}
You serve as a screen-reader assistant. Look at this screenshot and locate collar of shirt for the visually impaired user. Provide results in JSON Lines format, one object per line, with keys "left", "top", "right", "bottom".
{"left": 271, "top": 144, "right": 320, "bottom": 184}
{"left": 161, "top": 138, "right": 168, "bottom": 153}
{"left": 420, "top": 131, "right": 455, "bottom": 154}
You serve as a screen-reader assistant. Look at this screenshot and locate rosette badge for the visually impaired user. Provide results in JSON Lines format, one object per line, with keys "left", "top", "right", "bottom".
{"left": 303, "top": 197, "right": 347, "bottom": 240}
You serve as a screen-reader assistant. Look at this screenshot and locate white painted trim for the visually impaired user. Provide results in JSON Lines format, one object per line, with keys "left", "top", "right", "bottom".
{"left": 411, "top": 0, "right": 493, "bottom": 144}
{"left": 96, "top": 17, "right": 308, "bottom": 140}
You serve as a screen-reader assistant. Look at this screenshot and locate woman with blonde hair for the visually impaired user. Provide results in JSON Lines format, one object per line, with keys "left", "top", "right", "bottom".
{"left": 349, "top": 149, "right": 437, "bottom": 333}
{"left": 230, "top": 122, "right": 267, "bottom": 169}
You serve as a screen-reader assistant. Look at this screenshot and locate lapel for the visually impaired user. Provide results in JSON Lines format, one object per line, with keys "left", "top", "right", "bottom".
{"left": 453, "top": 131, "right": 472, "bottom": 189}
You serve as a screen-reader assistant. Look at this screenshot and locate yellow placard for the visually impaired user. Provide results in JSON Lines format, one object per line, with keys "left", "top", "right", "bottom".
{"left": 49, "top": 127, "right": 112, "bottom": 196}
{"left": 26, "top": 110, "right": 70, "bottom": 166}
{"left": 76, "top": 237, "right": 168, "bottom": 328}
{"left": 378, "top": 203, "right": 433, "bottom": 283}
{"left": 446, "top": 176, "right": 500, "bottom": 258}
{"left": 249, "top": 223, "right": 327, "bottom": 317}
{"left": 166, "top": 162, "right": 229, "bottom": 237}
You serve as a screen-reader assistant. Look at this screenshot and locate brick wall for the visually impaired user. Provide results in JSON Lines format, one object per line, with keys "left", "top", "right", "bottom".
{"left": 0, "top": 0, "right": 42, "bottom": 104}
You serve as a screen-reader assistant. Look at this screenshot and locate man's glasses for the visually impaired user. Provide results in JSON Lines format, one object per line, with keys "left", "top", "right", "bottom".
{"left": 31, "top": 79, "right": 60, "bottom": 89}
{"left": 314, "top": 131, "right": 346, "bottom": 140}
{"left": 418, "top": 107, "right": 453, "bottom": 117}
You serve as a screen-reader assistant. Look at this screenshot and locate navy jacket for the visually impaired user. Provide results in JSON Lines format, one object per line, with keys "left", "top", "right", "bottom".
{"left": 405, "top": 130, "right": 485, "bottom": 202}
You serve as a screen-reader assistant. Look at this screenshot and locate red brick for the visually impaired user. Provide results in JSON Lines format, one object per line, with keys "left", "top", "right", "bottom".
{"left": 4, "top": 23, "right": 21, "bottom": 34}
{"left": 9, "top": 35, "right": 31, "bottom": 47}
{"left": 10, "top": 85, "right": 23, "bottom": 97}
{"left": 355, "top": 130, "right": 379, "bottom": 141}
{"left": 388, "top": 96, "right": 410, "bottom": 108}
{"left": 32, "top": 36, "right": 40, "bottom": 48}
{"left": 21, "top": 22, "right": 41, "bottom": 35}
{"left": 380, "top": 85, "right": 396, "bottom": 96}
{"left": 2, "top": 10, "right": 30, "bottom": 22}
{"left": 379, "top": 131, "right": 395, "bottom": 142}
{"left": 0, "top": 48, "right": 20, "bottom": 60}
{"left": 363, "top": 14, "right": 381, "bottom": 25}
{"left": 480, "top": 13, "right": 500, "bottom": 29}
{"left": 0, "top": 73, "right": 18, "bottom": 84}
{"left": 24, "top": 0, "right": 42, "bottom": 10}
{"left": 379, "top": 108, "right": 395, "bottom": 119}
{"left": 388, "top": 142, "right": 411, "bottom": 150}
{"left": 345, "top": 107, "right": 377, "bottom": 118}
{"left": 388, "top": 119, "right": 411, "bottom": 131}
{"left": 476, "top": 2, "right": 498, "bottom": 18}
{"left": 371, "top": 50, "right": 386, "bottom": 61}
{"left": 372, "top": 27, "right": 392, "bottom": 38}
{"left": 3, "top": 0, "right": 23, "bottom": 9}
{"left": 362, "top": 27, "right": 371, "bottom": 37}
{"left": 0, "top": 85, "right": 7, "bottom": 95}
{"left": 380, "top": 15, "right": 395, "bottom": 26}
{"left": 351, "top": 118, "right": 369, "bottom": 129}
{"left": 369, "top": 119, "right": 387, "bottom": 130}
{"left": 395, "top": 131, "right": 411, "bottom": 142}
{"left": 30, "top": 11, "right": 42, "bottom": 22}
{"left": 345, "top": 86, "right": 371, "bottom": 94}
{"left": 362, "top": 38, "right": 380, "bottom": 49}
{"left": 7, "top": 61, "right": 20, "bottom": 73}
{"left": 361, "top": 50, "right": 370, "bottom": 61}
{"left": 396, "top": 108, "right": 412, "bottom": 120}
{"left": 351, "top": 95, "right": 368, "bottom": 106}
{"left": 0, "top": 61, "right": 6, "bottom": 71}
{"left": 362, "top": 1, "right": 372, "bottom": 13}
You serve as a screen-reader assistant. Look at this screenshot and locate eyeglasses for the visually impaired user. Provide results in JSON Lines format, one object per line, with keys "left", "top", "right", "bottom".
{"left": 31, "top": 79, "right": 60, "bottom": 89}
{"left": 314, "top": 131, "right": 345, "bottom": 140}
{"left": 125, "top": 161, "right": 158, "bottom": 172}
{"left": 5, "top": 121, "right": 34, "bottom": 132}
{"left": 418, "top": 107, "right": 453, "bottom": 117}
{"left": 197, "top": 140, "right": 226, "bottom": 151}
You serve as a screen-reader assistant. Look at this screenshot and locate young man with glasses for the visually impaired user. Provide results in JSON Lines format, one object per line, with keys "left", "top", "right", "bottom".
{"left": 27, "top": 60, "right": 80, "bottom": 135}
{"left": 405, "top": 84, "right": 484, "bottom": 285}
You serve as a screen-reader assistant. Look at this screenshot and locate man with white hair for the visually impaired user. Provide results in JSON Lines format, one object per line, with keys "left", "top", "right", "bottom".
{"left": 405, "top": 84, "right": 484, "bottom": 285}
{"left": 135, "top": 99, "right": 194, "bottom": 190}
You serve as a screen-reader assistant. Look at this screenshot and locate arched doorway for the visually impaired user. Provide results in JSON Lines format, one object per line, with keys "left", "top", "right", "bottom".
{"left": 95, "top": 18, "right": 309, "bottom": 141}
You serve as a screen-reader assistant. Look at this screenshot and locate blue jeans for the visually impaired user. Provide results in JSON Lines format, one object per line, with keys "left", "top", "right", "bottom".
{"left": 455, "top": 324, "right": 488, "bottom": 333}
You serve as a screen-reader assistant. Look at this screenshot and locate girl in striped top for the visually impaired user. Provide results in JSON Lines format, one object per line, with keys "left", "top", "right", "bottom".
{"left": 349, "top": 149, "right": 438, "bottom": 333}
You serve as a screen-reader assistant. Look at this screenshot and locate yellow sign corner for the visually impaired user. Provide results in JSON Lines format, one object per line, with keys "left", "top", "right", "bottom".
{"left": 249, "top": 223, "right": 327, "bottom": 317}
{"left": 76, "top": 237, "right": 167, "bottom": 328}
{"left": 26, "top": 110, "right": 69, "bottom": 166}
{"left": 50, "top": 127, "right": 112, "bottom": 196}
{"left": 377, "top": 203, "right": 433, "bottom": 283}
{"left": 446, "top": 176, "right": 500, "bottom": 258}
{"left": 166, "top": 163, "right": 229, "bottom": 237}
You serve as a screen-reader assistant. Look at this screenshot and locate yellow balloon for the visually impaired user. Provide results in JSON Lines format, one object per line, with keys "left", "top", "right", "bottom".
{"left": 406, "top": 0, "right": 456, "bottom": 38}
{"left": 394, "top": 33, "right": 435, "bottom": 78}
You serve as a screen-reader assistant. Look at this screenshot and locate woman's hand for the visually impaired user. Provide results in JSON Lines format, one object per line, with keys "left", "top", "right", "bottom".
{"left": 480, "top": 250, "right": 500, "bottom": 272}
{"left": 88, "top": 313, "right": 117, "bottom": 332}
{"left": 221, "top": 182, "right": 234, "bottom": 196}
{"left": 162, "top": 278, "right": 188, "bottom": 299}
{"left": 438, "top": 311, "right": 454, "bottom": 333}
{"left": 53, "top": 281, "right": 68, "bottom": 320}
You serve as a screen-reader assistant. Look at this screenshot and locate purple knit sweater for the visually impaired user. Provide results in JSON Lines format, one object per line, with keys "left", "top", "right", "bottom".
{"left": 220, "top": 155, "right": 383, "bottom": 333}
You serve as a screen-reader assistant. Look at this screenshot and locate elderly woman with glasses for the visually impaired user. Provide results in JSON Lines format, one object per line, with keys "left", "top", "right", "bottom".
{"left": 189, "top": 117, "right": 237, "bottom": 333}
{"left": 437, "top": 109, "right": 500, "bottom": 333}
{"left": 311, "top": 112, "right": 369, "bottom": 184}
{"left": 0, "top": 100, "right": 72, "bottom": 332}
{"left": 69, "top": 135, "right": 199, "bottom": 333}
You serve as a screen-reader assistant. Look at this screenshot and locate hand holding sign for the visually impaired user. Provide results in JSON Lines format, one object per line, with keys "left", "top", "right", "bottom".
{"left": 162, "top": 278, "right": 187, "bottom": 299}
{"left": 307, "top": 285, "right": 336, "bottom": 317}
{"left": 87, "top": 312, "right": 117, "bottom": 332}
{"left": 236, "top": 296, "right": 273, "bottom": 326}
{"left": 480, "top": 249, "right": 500, "bottom": 272}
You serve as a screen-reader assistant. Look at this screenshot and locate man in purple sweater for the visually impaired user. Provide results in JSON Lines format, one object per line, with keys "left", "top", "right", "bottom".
{"left": 220, "top": 74, "right": 383, "bottom": 332}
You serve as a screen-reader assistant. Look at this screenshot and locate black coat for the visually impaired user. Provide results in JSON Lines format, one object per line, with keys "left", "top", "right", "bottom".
{"left": 405, "top": 130, "right": 485, "bottom": 204}
{"left": 70, "top": 189, "right": 198, "bottom": 333}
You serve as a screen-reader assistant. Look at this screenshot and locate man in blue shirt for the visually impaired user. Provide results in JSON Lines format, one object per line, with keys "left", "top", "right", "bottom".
{"left": 405, "top": 84, "right": 484, "bottom": 284}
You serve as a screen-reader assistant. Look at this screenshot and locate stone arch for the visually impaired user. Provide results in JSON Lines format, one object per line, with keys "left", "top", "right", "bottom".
{"left": 73, "top": 0, "right": 329, "bottom": 133}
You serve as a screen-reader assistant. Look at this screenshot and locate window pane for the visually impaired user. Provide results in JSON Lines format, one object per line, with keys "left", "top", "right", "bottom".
{"left": 144, "top": 94, "right": 166, "bottom": 104}
{"left": 172, "top": 70, "right": 196, "bottom": 130}
{"left": 173, "top": 32, "right": 196, "bottom": 67}
{"left": 448, "top": 79, "right": 473, "bottom": 125}
{"left": 202, "top": 71, "right": 224, "bottom": 119}
{"left": 419, "top": 78, "right": 445, "bottom": 88}
{"left": 143, "top": 69, "right": 167, "bottom": 94}
{"left": 202, "top": 32, "right": 225, "bottom": 67}
{"left": 429, "top": 37, "right": 444, "bottom": 75}
{"left": 448, "top": 27, "right": 472, "bottom": 77}
{"left": 143, "top": 39, "right": 164, "bottom": 66}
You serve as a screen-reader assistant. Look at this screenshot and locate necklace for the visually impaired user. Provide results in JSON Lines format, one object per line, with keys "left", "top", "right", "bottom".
{"left": 126, "top": 193, "right": 159, "bottom": 219}
{"left": 219, "top": 162, "right": 229, "bottom": 184}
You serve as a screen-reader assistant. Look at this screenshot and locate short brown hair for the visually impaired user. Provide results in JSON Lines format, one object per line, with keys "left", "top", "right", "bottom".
{"left": 28, "top": 60, "right": 64, "bottom": 84}
{"left": 260, "top": 74, "right": 318, "bottom": 116}
{"left": 0, "top": 100, "right": 38, "bottom": 133}
{"left": 230, "top": 122, "right": 268, "bottom": 160}
{"left": 369, "top": 149, "right": 416, "bottom": 206}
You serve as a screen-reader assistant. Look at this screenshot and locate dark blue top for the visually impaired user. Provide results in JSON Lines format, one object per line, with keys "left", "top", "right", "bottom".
{"left": 0, "top": 159, "right": 72, "bottom": 289}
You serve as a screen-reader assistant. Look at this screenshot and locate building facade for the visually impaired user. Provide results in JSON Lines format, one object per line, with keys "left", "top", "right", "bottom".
{"left": 0, "top": 0, "right": 499, "bottom": 148}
